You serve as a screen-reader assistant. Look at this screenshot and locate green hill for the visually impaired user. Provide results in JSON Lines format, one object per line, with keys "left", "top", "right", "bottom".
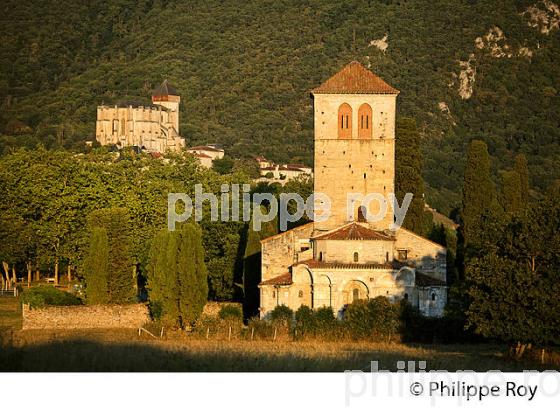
{"left": 1, "top": 0, "right": 559, "bottom": 214}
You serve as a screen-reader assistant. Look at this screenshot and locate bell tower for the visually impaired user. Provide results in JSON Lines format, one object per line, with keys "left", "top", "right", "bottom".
{"left": 312, "top": 62, "right": 399, "bottom": 233}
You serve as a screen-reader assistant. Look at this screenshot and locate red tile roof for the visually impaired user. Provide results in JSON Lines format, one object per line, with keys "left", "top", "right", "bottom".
{"left": 415, "top": 272, "right": 446, "bottom": 287}
{"left": 293, "top": 259, "right": 402, "bottom": 270}
{"left": 187, "top": 145, "right": 224, "bottom": 152}
{"left": 312, "top": 61, "right": 399, "bottom": 95}
{"left": 259, "top": 272, "right": 292, "bottom": 286}
{"left": 313, "top": 223, "right": 395, "bottom": 241}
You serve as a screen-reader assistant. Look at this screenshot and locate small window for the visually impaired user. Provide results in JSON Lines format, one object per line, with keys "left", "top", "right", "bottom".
{"left": 398, "top": 249, "right": 408, "bottom": 261}
{"left": 298, "top": 290, "right": 304, "bottom": 298}
{"left": 319, "top": 252, "right": 323, "bottom": 262}
{"left": 353, "top": 252, "right": 359, "bottom": 262}
{"left": 431, "top": 293, "right": 436, "bottom": 301}
{"left": 385, "top": 252, "right": 389, "bottom": 262}
{"left": 404, "top": 293, "right": 409, "bottom": 300}
{"left": 352, "top": 288, "right": 359, "bottom": 302}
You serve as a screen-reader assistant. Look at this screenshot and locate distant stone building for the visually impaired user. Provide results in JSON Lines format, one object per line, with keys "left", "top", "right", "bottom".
{"left": 186, "top": 145, "right": 225, "bottom": 168}
{"left": 95, "top": 80, "right": 185, "bottom": 153}
{"left": 255, "top": 156, "right": 273, "bottom": 169}
{"left": 259, "top": 164, "right": 313, "bottom": 181}
{"left": 259, "top": 62, "right": 447, "bottom": 318}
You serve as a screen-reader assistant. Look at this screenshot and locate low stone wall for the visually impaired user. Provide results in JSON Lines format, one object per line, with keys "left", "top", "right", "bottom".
{"left": 202, "top": 302, "right": 242, "bottom": 317}
{"left": 22, "top": 303, "right": 150, "bottom": 330}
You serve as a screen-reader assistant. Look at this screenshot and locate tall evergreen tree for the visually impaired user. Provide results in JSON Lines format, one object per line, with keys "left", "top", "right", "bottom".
{"left": 395, "top": 118, "right": 430, "bottom": 235}
{"left": 461, "top": 140, "right": 499, "bottom": 248}
{"left": 500, "top": 170, "right": 522, "bottom": 214}
{"left": 147, "top": 223, "right": 208, "bottom": 328}
{"left": 242, "top": 208, "right": 278, "bottom": 317}
{"left": 87, "top": 208, "right": 135, "bottom": 304}
{"left": 83, "top": 227, "right": 109, "bottom": 304}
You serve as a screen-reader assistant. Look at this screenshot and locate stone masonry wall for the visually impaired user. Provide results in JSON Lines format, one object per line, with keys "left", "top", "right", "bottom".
{"left": 22, "top": 304, "right": 150, "bottom": 330}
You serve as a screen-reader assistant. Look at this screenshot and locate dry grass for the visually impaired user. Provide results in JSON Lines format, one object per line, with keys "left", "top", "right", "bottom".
{"left": 0, "top": 295, "right": 22, "bottom": 332}
{"left": 1, "top": 327, "right": 555, "bottom": 372}
{"left": 1, "top": 298, "right": 558, "bottom": 372}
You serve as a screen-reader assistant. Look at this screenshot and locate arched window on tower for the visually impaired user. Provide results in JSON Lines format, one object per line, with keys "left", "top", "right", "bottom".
{"left": 338, "top": 103, "right": 352, "bottom": 139}
{"left": 358, "top": 103, "right": 373, "bottom": 139}
{"left": 353, "top": 252, "right": 359, "bottom": 262}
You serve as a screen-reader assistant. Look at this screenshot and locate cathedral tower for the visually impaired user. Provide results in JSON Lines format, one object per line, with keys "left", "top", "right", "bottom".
{"left": 152, "top": 79, "right": 180, "bottom": 133}
{"left": 312, "top": 61, "right": 399, "bottom": 232}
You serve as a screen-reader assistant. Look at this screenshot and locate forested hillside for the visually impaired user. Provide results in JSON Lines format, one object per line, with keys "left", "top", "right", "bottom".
{"left": 1, "top": 0, "right": 559, "bottom": 214}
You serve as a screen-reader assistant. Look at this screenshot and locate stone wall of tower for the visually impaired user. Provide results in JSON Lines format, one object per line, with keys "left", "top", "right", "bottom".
{"left": 151, "top": 94, "right": 180, "bottom": 132}
{"left": 313, "top": 93, "right": 397, "bottom": 232}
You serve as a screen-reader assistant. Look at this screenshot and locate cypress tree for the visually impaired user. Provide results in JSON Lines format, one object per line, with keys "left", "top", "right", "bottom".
{"left": 395, "top": 118, "right": 430, "bottom": 235}
{"left": 500, "top": 170, "right": 522, "bottom": 214}
{"left": 242, "top": 208, "right": 278, "bottom": 317}
{"left": 87, "top": 208, "right": 135, "bottom": 304}
{"left": 83, "top": 227, "right": 109, "bottom": 304}
{"left": 461, "top": 140, "right": 499, "bottom": 248}
{"left": 147, "top": 223, "right": 208, "bottom": 328}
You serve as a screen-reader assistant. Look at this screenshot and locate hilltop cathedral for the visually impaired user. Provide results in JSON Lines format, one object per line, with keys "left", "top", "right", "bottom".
{"left": 259, "top": 62, "right": 447, "bottom": 318}
{"left": 95, "top": 80, "right": 185, "bottom": 153}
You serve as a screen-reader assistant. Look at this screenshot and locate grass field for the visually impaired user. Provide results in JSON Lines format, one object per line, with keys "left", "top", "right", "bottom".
{"left": 1, "top": 297, "right": 557, "bottom": 372}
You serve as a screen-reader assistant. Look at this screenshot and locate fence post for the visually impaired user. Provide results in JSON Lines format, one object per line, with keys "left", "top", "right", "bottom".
{"left": 251, "top": 327, "right": 254, "bottom": 341}
{"left": 206, "top": 327, "right": 209, "bottom": 340}
{"left": 228, "top": 326, "right": 232, "bottom": 341}
{"left": 273, "top": 327, "right": 277, "bottom": 341}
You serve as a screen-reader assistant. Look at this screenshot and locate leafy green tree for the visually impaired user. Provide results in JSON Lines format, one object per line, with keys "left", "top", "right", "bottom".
{"left": 465, "top": 192, "right": 560, "bottom": 353}
{"left": 514, "top": 154, "right": 529, "bottom": 209}
{"left": 147, "top": 223, "right": 208, "bottom": 328}
{"left": 212, "top": 156, "right": 234, "bottom": 175}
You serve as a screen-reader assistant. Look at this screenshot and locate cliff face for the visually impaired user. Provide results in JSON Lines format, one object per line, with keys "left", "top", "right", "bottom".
{"left": 1, "top": 0, "right": 559, "bottom": 213}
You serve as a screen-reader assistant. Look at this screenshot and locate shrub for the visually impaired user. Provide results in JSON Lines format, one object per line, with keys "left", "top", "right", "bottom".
{"left": 343, "top": 297, "right": 399, "bottom": 340}
{"left": 21, "top": 286, "right": 82, "bottom": 308}
{"left": 269, "top": 305, "right": 293, "bottom": 327}
{"left": 248, "top": 316, "right": 275, "bottom": 340}
{"left": 314, "top": 306, "right": 336, "bottom": 331}
{"left": 294, "top": 305, "right": 315, "bottom": 336}
{"left": 218, "top": 305, "right": 243, "bottom": 322}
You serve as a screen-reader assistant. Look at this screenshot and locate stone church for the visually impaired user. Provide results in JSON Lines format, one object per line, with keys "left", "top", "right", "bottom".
{"left": 95, "top": 80, "right": 185, "bottom": 153}
{"left": 259, "top": 62, "right": 447, "bottom": 318}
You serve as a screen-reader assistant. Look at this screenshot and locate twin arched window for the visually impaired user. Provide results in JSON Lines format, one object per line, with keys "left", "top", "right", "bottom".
{"left": 337, "top": 103, "right": 373, "bottom": 139}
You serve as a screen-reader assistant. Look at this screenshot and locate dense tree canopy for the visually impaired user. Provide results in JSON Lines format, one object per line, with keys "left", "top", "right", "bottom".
{"left": 1, "top": 0, "right": 559, "bottom": 215}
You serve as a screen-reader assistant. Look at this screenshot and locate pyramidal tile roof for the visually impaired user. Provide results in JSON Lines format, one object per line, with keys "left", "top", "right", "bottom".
{"left": 312, "top": 222, "right": 395, "bottom": 241}
{"left": 312, "top": 61, "right": 399, "bottom": 95}
{"left": 152, "top": 79, "right": 179, "bottom": 97}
